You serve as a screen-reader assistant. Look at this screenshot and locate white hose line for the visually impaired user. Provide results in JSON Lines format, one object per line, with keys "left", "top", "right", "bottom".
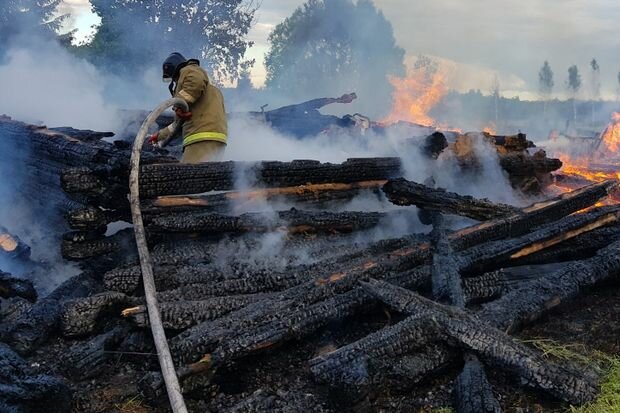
{"left": 129, "top": 98, "right": 189, "bottom": 413}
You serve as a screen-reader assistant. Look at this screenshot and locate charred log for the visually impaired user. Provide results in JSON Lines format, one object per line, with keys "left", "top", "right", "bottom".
{"left": 166, "top": 184, "right": 617, "bottom": 368}
{"left": 62, "top": 325, "right": 130, "bottom": 380}
{"left": 499, "top": 153, "right": 563, "bottom": 176}
{"left": 357, "top": 279, "right": 598, "bottom": 404}
{"left": 508, "top": 223, "right": 620, "bottom": 266}
{"left": 0, "top": 229, "right": 31, "bottom": 261}
{"left": 122, "top": 295, "right": 263, "bottom": 330}
{"left": 60, "top": 292, "right": 137, "bottom": 338}
{"left": 490, "top": 132, "right": 533, "bottom": 152}
{"left": 67, "top": 181, "right": 387, "bottom": 231}
{"left": 479, "top": 239, "right": 620, "bottom": 333}
{"left": 0, "top": 343, "right": 72, "bottom": 413}
{"left": 61, "top": 228, "right": 136, "bottom": 260}
{"left": 0, "top": 272, "right": 37, "bottom": 302}
{"left": 62, "top": 157, "right": 403, "bottom": 200}
{"left": 148, "top": 209, "right": 386, "bottom": 235}
{"left": 0, "top": 272, "right": 101, "bottom": 355}
{"left": 462, "top": 262, "right": 571, "bottom": 304}
{"left": 453, "top": 354, "right": 502, "bottom": 413}
{"left": 0, "top": 297, "right": 32, "bottom": 324}
{"left": 383, "top": 178, "right": 519, "bottom": 221}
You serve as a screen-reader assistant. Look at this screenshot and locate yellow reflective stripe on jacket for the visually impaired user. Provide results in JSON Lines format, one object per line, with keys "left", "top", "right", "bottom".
{"left": 183, "top": 132, "right": 227, "bottom": 146}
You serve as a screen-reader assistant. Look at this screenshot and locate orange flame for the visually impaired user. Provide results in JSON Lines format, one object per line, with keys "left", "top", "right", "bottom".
{"left": 595, "top": 112, "right": 620, "bottom": 157}
{"left": 382, "top": 63, "right": 447, "bottom": 127}
{"left": 550, "top": 112, "right": 620, "bottom": 205}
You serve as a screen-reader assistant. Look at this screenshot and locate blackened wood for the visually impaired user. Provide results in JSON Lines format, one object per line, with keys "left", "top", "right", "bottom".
{"left": 383, "top": 178, "right": 519, "bottom": 221}
{"left": 453, "top": 354, "right": 502, "bottom": 413}
{"left": 148, "top": 209, "right": 386, "bottom": 235}
{"left": 0, "top": 271, "right": 37, "bottom": 302}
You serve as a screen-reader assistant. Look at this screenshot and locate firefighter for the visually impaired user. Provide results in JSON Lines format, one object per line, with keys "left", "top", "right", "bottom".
{"left": 149, "top": 52, "right": 228, "bottom": 163}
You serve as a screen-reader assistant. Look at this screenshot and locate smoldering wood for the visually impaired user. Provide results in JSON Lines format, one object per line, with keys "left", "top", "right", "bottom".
{"left": 453, "top": 354, "right": 502, "bottom": 413}
{"left": 348, "top": 280, "right": 598, "bottom": 404}
{"left": 510, "top": 224, "right": 620, "bottom": 266}
{"left": 62, "top": 157, "right": 403, "bottom": 203}
{"left": 60, "top": 291, "right": 137, "bottom": 338}
{"left": 62, "top": 325, "right": 131, "bottom": 380}
{"left": 309, "top": 239, "right": 620, "bottom": 403}
{"left": 66, "top": 181, "right": 387, "bottom": 231}
{"left": 61, "top": 228, "right": 137, "bottom": 260}
{"left": 0, "top": 228, "right": 31, "bottom": 261}
{"left": 148, "top": 209, "right": 388, "bottom": 235}
{"left": 162, "top": 189, "right": 616, "bottom": 368}
{"left": 463, "top": 262, "right": 572, "bottom": 304}
{"left": 0, "top": 271, "right": 37, "bottom": 302}
{"left": 428, "top": 211, "right": 501, "bottom": 412}
{"left": 0, "top": 272, "right": 102, "bottom": 355}
{"left": 61, "top": 173, "right": 616, "bottom": 272}
{"left": 0, "top": 297, "right": 33, "bottom": 324}
{"left": 0, "top": 343, "right": 72, "bottom": 413}
{"left": 103, "top": 235, "right": 424, "bottom": 296}
{"left": 478, "top": 239, "right": 620, "bottom": 333}
{"left": 123, "top": 295, "right": 266, "bottom": 330}
{"left": 382, "top": 178, "right": 519, "bottom": 221}
{"left": 489, "top": 132, "right": 534, "bottom": 152}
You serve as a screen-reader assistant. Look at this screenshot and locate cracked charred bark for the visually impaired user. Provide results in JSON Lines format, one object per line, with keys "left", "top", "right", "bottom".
{"left": 62, "top": 158, "right": 403, "bottom": 202}
{"left": 0, "top": 271, "right": 37, "bottom": 302}
{"left": 0, "top": 272, "right": 102, "bottom": 355}
{"left": 309, "top": 240, "right": 620, "bottom": 406}
{"left": 383, "top": 178, "right": 519, "bottom": 221}
{"left": 163, "top": 186, "right": 616, "bottom": 369}
{"left": 148, "top": 209, "right": 387, "bottom": 235}
{"left": 453, "top": 354, "right": 502, "bottom": 413}
{"left": 321, "top": 279, "right": 600, "bottom": 405}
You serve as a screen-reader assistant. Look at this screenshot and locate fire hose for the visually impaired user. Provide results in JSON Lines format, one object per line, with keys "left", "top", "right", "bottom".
{"left": 129, "top": 98, "right": 189, "bottom": 413}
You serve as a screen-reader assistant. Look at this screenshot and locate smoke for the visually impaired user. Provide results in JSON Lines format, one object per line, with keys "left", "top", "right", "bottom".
{"left": 0, "top": 38, "right": 119, "bottom": 130}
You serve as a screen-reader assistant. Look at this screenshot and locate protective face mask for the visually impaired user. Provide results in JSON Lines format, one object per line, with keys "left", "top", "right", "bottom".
{"left": 163, "top": 77, "right": 173, "bottom": 84}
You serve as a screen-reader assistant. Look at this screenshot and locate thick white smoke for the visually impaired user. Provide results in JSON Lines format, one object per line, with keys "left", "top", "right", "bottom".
{"left": 0, "top": 40, "right": 119, "bottom": 130}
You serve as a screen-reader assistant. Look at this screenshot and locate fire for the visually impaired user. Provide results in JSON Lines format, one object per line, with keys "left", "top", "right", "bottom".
{"left": 595, "top": 111, "right": 620, "bottom": 157}
{"left": 382, "top": 60, "right": 448, "bottom": 127}
{"left": 549, "top": 112, "right": 620, "bottom": 205}
{"left": 483, "top": 124, "right": 497, "bottom": 135}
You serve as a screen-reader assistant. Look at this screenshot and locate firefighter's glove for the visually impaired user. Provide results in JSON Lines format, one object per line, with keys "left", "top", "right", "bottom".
{"left": 148, "top": 133, "right": 159, "bottom": 145}
{"left": 174, "top": 107, "right": 193, "bottom": 120}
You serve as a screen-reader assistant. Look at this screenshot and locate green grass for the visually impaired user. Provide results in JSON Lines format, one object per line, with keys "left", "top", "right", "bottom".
{"left": 522, "top": 338, "right": 620, "bottom": 413}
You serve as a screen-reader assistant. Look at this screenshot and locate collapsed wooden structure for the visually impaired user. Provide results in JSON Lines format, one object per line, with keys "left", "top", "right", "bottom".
{"left": 0, "top": 115, "right": 618, "bottom": 412}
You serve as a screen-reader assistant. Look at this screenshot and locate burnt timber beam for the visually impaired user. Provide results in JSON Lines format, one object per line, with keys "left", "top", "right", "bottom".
{"left": 62, "top": 157, "right": 403, "bottom": 200}
{"left": 148, "top": 209, "right": 387, "bottom": 235}
{"left": 339, "top": 279, "right": 599, "bottom": 405}
{"left": 164, "top": 184, "right": 618, "bottom": 367}
{"left": 383, "top": 178, "right": 520, "bottom": 221}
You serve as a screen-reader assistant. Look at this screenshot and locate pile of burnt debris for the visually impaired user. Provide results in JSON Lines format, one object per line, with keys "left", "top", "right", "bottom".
{"left": 0, "top": 114, "right": 619, "bottom": 413}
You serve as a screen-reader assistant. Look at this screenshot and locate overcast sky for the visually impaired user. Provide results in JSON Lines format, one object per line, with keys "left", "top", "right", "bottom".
{"left": 61, "top": 0, "right": 620, "bottom": 99}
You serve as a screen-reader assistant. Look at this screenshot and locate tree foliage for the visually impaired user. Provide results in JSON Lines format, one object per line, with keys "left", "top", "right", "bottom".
{"left": 0, "top": 1, "right": 64, "bottom": 48}
{"left": 538, "top": 61, "right": 554, "bottom": 97}
{"left": 264, "top": 0, "right": 405, "bottom": 117}
{"left": 589, "top": 58, "right": 601, "bottom": 99}
{"left": 567, "top": 65, "right": 582, "bottom": 95}
{"left": 77, "top": 0, "right": 258, "bottom": 82}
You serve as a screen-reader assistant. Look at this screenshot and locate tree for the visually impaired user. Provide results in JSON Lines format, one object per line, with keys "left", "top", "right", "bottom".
{"left": 264, "top": 0, "right": 405, "bottom": 118}
{"left": 617, "top": 70, "right": 620, "bottom": 102}
{"left": 77, "top": 0, "right": 258, "bottom": 83}
{"left": 567, "top": 65, "right": 581, "bottom": 124}
{"left": 538, "top": 61, "right": 554, "bottom": 118}
{"left": 0, "top": 1, "right": 65, "bottom": 50}
{"left": 490, "top": 73, "right": 500, "bottom": 125}
{"left": 589, "top": 58, "right": 601, "bottom": 124}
